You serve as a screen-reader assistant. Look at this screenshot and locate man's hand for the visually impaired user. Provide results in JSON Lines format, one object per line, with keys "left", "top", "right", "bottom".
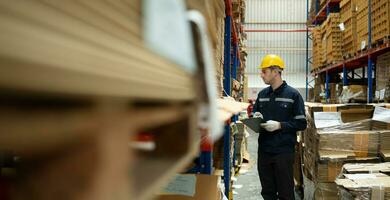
{"left": 260, "top": 120, "right": 281, "bottom": 132}
{"left": 253, "top": 112, "right": 263, "bottom": 118}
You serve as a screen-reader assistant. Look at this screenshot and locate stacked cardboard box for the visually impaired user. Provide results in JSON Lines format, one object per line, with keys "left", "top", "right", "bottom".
{"left": 356, "top": 0, "right": 389, "bottom": 49}
{"left": 294, "top": 138, "right": 304, "bottom": 189}
{"left": 376, "top": 52, "right": 390, "bottom": 101}
{"left": 348, "top": 85, "right": 368, "bottom": 102}
{"left": 215, "top": 18, "right": 225, "bottom": 97}
{"left": 243, "top": 75, "right": 249, "bottom": 102}
{"left": 340, "top": 0, "right": 357, "bottom": 58}
{"left": 236, "top": 0, "right": 248, "bottom": 101}
{"left": 322, "top": 13, "right": 343, "bottom": 65}
{"left": 372, "top": 0, "right": 390, "bottom": 44}
{"left": 329, "top": 83, "right": 341, "bottom": 103}
{"left": 158, "top": 174, "right": 222, "bottom": 200}
{"left": 213, "top": 130, "right": 234, "bottom": 170}
{"left": 377, "top": 105, "right": 390, "bottom": 160}
{"left": 312, "top": 26, "right": 324, "bottom": 70}
{"left": 381, "top": 132, "right": 390, "bottom": 161}
{"left": 232, "top": 79, "right": 241, "bottom": 99}
{"left": 308, "top": 87, "right": 315, "bottom": 102}
{"left": 234, "top": 122, "right": 247, "bottom": 167}
{"left": 303, "top": 103, "right": 379, "bottom": 199}
{"left": 320, "top": 28, "right": 328, "bottom": 68}
{"left": 304, "top": 127, "right": 382, "bottom": 182}
{"left": 314, "top": 76, "right": 326, "bottom": 103}
{"left": 186, "top": 0, "right": 225, "bottom": 97}
{"left": 356, "top": 0, "right": 369, "bottom": 51}
{"left": 336, "top": 163, "right": 390, "bottom": 200}
{"left": 304, "top": 103, "right": 374, "bottom": 123}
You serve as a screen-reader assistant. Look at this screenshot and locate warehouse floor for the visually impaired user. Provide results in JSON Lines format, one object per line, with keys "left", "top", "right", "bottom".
{"left": 233, "top": 132, "right": 262, "bottom": 200}
{"left": 234, "top": 131, "right": 302, "bottom": 200}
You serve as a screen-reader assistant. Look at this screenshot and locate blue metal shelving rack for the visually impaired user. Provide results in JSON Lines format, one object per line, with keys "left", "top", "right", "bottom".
{"left": 306, "top": 0, "right": 390, "bottom": 103}
{"left": 222, "top": 0, "right": 241, "bottom": 197}
{"left": 223, "top": 7, "right": 232, "bottom": 197}
{"left": 190, "top": 1, "right": 242, "bottom": 198}
{"left": 306, "top": 0, "right": 313, "bottom": 101}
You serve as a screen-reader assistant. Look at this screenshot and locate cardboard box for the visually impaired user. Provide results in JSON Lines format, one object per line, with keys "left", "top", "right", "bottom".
{"left": 305, "top": 103, "right": 374, "bottom": 124}
{"left": 158, "top": 174, "right": 221, "bottom": 200}
{"left": 303, "top": 103, "right": 387, "bottom": 184}
{"left": 336, "top": 163, "right": 390, "bottom": 199}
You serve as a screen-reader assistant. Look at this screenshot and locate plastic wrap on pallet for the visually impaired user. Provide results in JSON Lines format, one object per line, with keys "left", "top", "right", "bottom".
{"left": 303, "top": 119, "right": 386, "bottom": 183}
{"left": 317, "top": 119, "right": 390, "bottom": 158}
{"left": 303, "top": 104, "right": 390, "bottom": 183}
{"left": 336, "top": 163, "right": 390, "bottom": 200}
{"left": 339, "top": 85, "right": 368, "bottom": 103}
{"left": 303, "top": 174, "right": 339, "bottom": 200}
{"left": 376, "top": 52, "right": 390, "bottom": 101}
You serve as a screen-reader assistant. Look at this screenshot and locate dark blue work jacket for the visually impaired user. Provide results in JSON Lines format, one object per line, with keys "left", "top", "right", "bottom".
{"left": 253, "top": 81, "right": 307, "bottom": 154}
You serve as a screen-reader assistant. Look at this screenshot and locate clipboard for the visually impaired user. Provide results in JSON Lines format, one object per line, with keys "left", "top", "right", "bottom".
{"left": 240, "top": 117, "right": 265, "bottom": 133}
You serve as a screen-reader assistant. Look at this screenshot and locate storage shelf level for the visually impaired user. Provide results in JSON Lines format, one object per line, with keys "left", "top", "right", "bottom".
{"left": 312, "top": 40, "right": 390, "bottom": 75}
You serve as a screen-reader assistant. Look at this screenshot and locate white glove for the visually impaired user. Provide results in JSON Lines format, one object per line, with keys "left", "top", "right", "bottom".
{"left": 260, "top": 120, "right": 281, "bottom": 132}
{"left": 253, "top": 112, "right": 263, "bottom": 118}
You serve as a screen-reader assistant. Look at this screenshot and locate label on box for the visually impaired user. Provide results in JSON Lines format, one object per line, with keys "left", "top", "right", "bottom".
{"left": 144, "top": 0, "right": 196, "bottom": 73}
{"left": 314, "top": 112, "right": 342, "bottom": 128}
{"left": 339, "top": 23, "right": 345, "bottom": 31}
{"left": 161, "top": 174, "right": 196, "bottom": 197}
{"left": 373, "top": 106, "right": 390, "bottom": 123}
{"left": 380, "top": 89, "right": 386, "bottom": 100}
{"left": 361, "top": 41, "right": 366, "bottom": 50}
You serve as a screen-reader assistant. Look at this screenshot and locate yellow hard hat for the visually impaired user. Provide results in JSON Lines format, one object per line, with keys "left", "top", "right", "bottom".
{"left": 258, "top": 54, "right": 285, "bottom": 69}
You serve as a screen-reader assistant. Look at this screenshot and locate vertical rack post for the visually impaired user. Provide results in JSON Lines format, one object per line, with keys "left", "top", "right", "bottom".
{"left": 367, "top": 0, "right": 373, "bottom": 102}
{"left": 233, "top": 44, "right": 238, "bottom": 82}
{"left": 368, "top": 55, "right": 373, "bottom": 102}
{"left": 232, "top": 42, "right": 238, "bottom": 170}
{"left": 315, "top": 0, "right": 320, "bottom": 14}
{"left": 342, "top": 63, "right": 348, "bottom": 85}
{"left": 223, "top": 0, "right": 232, "bottom": 197}
{"left": 306, "top": 0, "right": 310, "bottom": 101}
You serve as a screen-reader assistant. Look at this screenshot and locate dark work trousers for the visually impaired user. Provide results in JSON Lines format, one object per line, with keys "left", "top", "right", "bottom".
{"left": 257, "top": 152, "right": 295, "bottom": 200}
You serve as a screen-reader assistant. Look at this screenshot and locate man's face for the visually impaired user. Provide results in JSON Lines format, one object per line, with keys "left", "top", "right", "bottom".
{"left": 260, "top": 68, "right": 277, "bottom": 85}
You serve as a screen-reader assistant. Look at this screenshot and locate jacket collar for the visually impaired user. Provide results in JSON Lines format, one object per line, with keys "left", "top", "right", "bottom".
{"left": 267, "top": 81, "right": 287, "bottom": 95}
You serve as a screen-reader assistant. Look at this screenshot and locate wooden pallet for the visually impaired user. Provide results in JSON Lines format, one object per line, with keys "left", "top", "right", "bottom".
{"left": 373, "top": 35, "right": 390, "bottom": 48}
{"left": 343, "top": 52, "right": 357, "bottom": 59}
{"left": 356, "top": 46, "right": 369, "bottom": 55}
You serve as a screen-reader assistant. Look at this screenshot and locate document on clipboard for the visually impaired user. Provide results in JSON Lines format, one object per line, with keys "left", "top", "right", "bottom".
{"left": 240, "top": 117, "right": 265, "bottom": 133}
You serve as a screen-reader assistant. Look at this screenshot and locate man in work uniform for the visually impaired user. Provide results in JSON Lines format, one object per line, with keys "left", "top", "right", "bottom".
{"left": 253, "top": 54, "right": 307, "bottom": 200}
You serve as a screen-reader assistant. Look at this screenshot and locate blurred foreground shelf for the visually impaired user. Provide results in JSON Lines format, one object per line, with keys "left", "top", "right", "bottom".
{"left": 0, "top": 0, "right": 195, "bottom": 101}
{"left": 0, "top": 1, "right": 199, "bottom": 200}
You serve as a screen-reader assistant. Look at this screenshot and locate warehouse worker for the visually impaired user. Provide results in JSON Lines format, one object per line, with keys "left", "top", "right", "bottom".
{"left": 253, "top": 54, "right": 307, "bottom": 200}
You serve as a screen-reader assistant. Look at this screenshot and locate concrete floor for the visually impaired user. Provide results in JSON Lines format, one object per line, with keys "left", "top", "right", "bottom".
{"left": 233, "top": 132, "right": 262, "bottom": 200}
{"left": 233, "top": 131, "right": 302, "bottom": 200}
